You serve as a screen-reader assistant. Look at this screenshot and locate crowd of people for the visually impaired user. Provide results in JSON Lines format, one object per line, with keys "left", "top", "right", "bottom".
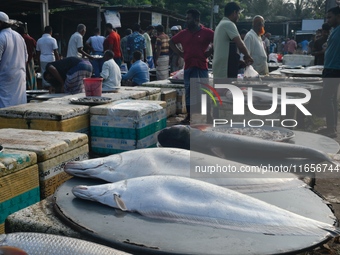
{"left": 0, "top": 4, "right": 339, "bottom": 135}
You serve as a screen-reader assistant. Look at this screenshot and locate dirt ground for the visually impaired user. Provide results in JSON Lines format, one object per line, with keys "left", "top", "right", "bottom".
{"left": 167, "top": 113, "right": 340, "bottom": 255}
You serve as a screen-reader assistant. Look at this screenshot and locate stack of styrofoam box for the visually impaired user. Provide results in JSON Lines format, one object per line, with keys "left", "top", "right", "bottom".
{"left": 120, "top": 86, "right": 162, "bottom": 101}
{"left": 141, "top": 80, "right": 186, "bottom": 114}
{"left": 0, "top": 149, "right": 39, "bottom": 234}
{"left": 161, "top": 88, "right": 177, "bottom": 117}
{"left": 0, "top": 129, "right": 89, "bottom": 199}
{"left": 90, "top": 100, "right": 167, "bottom": 155}
{"left": 0, "top": 102, "right": 90, "bottom": 134}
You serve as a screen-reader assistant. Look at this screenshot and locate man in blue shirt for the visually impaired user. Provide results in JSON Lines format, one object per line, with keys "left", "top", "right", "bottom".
{"left": 122, "top": 51, "right": 149, "bottom": 86}
{"left": 317, "top": 6, "right": 340, "bottom": 138}
{"left": 127, "top": 23, "right": 146, "bottom": 64}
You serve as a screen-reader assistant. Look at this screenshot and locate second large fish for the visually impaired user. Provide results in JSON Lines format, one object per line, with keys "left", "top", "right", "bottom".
{"left": 157, "top": 125, "right": 336, "bottom": 164}
{"left": 64, "top": 147, "right": 304, "bottom": 193}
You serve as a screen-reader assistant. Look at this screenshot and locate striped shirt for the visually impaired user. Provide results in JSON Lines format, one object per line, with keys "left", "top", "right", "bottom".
{"left": 156, "top": 33, "right": 169, "bottom": 56}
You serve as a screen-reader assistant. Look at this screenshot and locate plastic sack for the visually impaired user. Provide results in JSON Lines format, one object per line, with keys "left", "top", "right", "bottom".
{"left": 120, "top": 63, "right": 128, "bottom": 72}
{"left": 170, "top": 69, "right": 184, "bottom": 79}
{"left": 244, "top": 65, "right": 259, "bottom": 78}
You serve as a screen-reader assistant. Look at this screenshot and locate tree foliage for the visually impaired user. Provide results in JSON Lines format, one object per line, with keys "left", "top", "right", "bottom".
{"left": 106, "top": 0, "right": 326, "bottom": 25}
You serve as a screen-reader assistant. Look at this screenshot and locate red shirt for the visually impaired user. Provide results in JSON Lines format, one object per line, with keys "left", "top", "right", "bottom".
{"left": 22, "top": 33, "right": 36, "bottom": 62}
{"left": 104, "top": 31, "right": 121, "bottom": 58}
{"left": 171, "top": 25, "right": 214, "bottom": 70}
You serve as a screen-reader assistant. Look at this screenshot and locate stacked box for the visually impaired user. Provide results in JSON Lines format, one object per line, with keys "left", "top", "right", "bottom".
{"left": 90, "top": 100, "right": 167, "bottom": 155}
{"left": 45, "top": 92, "right": 133, "bottom": 104}
{"left": 176, "top": 88, "right": 187, "bottom": 114}
{"left": 0, "top": 149, "right": 39, "bottom": 234}
{"left": 120, "top": 86, "right": 162, "bottom": 101}
{"left": 0, "top": 102, "right": 90, "bottom": 134}
{"left": 141, "top": 80, "right": 187, "bottom": 114}
{"left": 0, "top": 129, "right": 89, "bottom": 199}
{"left": 161, "top": 88, "right": 177, "bottom": 117}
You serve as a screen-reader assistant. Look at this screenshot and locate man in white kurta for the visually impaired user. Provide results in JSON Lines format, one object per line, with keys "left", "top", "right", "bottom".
{"left": 0, "top": 12, "right": 28, "bottom": 108}
{"left": 100, "top": 50, "right": 121, "bottom": 90}
{"left": 243, "top": 16, "right": 269, "bottom": 75}
{"left": 213, "top": 2, "right": 253, "bottom": 79}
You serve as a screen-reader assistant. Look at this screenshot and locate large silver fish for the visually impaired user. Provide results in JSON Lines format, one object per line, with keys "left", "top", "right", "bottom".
{"left": 157, "top": 125, "right": 336, "bottom": 164}
{"left": 72, "top": 175, "right": 339, "bottom": 237}
{"left": 64, "top": 147, "right": 305, "bottom": 193}
{"left": 0, "top": 232, "right": 130, "bottom": 255}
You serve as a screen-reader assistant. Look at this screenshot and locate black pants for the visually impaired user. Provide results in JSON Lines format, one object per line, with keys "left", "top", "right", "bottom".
{"left": 321, "top": 68, "right": 340, "bottom": 130}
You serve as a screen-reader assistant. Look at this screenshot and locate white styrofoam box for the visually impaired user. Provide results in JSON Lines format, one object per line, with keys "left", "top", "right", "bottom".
{"left": 282, "top": 55, "right": 315, "bottom": 66}
{"left": 138, "top": 93, "right": 162, "bottom": 101}
{"left": 0, "top": 102, "right": 89, "bottom": 120}
{"left": 91, "top": 109, "right": 166, "bottom": 129}
{"left": 91, "top": 133, "right": 158, "bottom": 154}
{"left": 90, "top": 100, "right": 165, "bottom": 119}
{"left": 166, "top": 98, "right": 177, "bottom": 116}
{"left": 90, "top": 100, "right": 167, "bottom": 155}
{"left": 120, "top": 86, "right": 161, "bottom": 96}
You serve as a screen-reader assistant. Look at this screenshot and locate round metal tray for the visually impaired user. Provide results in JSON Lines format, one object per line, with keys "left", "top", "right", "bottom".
{"left": 54, "top": 177, "right": 335, "bottom": 255}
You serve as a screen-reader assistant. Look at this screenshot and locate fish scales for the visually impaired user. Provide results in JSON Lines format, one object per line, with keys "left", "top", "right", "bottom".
{"left": 72, "top": 176, "right": 340, "bottom": 237}
{"left": 0, "top": 232, "right": 130, "bottom": 255}
{"left": 64, "top": 147, "right": 306, "bottom": 194}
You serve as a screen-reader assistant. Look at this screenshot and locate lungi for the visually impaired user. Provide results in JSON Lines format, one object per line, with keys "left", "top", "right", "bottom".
{"left": 64, "top": 60, "right": 93, "bottom": 94}
{"left": 26, "top": 58, "right": 37, "bottom": 90}
{"left": 156, "top": 55, "right": 169, "bottom": 80}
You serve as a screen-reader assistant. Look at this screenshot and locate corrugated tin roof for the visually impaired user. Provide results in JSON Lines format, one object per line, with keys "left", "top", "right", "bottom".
{"left": 0, "top": 0, "right": 106, "bottom": 16}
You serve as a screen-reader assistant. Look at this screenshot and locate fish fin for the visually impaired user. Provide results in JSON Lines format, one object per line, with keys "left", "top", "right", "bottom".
{"left": 0, "top": 246, "right": 28, "bottom": 255}
{"left": 114, "top": 194, "right": 128, "bottom": 211}
{"left": 210, "top": 147, "right": 226, "bottom": 159}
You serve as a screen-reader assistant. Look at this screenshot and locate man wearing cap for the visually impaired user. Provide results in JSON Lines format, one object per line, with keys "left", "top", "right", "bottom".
{"left": 0, "top": 11, "right": 28, "bottom": 108}
{"left": 169, "top": 26, "right": 184, "bottom": 73}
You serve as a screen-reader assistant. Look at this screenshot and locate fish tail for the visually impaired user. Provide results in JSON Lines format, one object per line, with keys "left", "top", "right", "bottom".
{"left": 318, "top": 226, "right": 340, "bottom": 237}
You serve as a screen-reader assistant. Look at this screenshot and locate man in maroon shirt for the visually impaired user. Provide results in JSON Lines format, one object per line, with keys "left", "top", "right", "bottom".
{"left": 17, "top": 25, "right": 37, "bottom": 90}
{"left": 104, "top": 23, "right": 122, "bottom": 66}
{"left": 169, "top": 9, "right": 214, "bottom": 124}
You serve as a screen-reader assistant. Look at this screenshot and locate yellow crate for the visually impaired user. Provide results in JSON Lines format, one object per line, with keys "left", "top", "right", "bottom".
{"left": 0, "top": 114, "right": 89, "bottom": 133}
{"left": 0, "top": 165, "right": 40, "bottom": 234}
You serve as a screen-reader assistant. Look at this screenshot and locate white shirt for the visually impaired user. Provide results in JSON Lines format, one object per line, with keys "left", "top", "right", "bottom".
{"left": 268, "top": 53, "right": 278, "bottom": 63}
{"left": 36, "top": 33, "right": 58, "bottom": 62}
{"left": 67, "top": 32, "right": 83, "bottom": 58}
{"left": 243, "top": 29, "right": 268, "bottom": 75}
{"left": 143, "top": 32, "right": 153, "bottom": 57}
{"left": 100, "top": 59, "right": 122, "bottom": 89}
{"left": 86, "top": 35, "right": 105, "bottom": 53}
{"left": 0, "top": 28, "right": 28, "bottom": 108}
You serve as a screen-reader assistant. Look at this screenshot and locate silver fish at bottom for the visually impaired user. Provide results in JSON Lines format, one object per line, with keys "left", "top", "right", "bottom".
{"left": 0, "top": 232, "right": 130, "bottom": 255}
{"left": 72, "top": 175, "right": 340, "bottom": 237}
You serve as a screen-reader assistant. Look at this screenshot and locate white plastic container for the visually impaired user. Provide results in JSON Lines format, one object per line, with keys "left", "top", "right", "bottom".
{"left": 282, "top": 55, "right": 315, "bottom": 66}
